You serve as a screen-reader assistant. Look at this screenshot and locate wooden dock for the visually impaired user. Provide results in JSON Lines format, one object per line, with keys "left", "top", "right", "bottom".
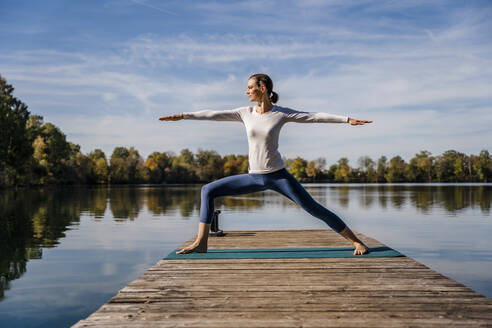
{"left": 73, "top": 229, "right": 492, "bottom": 327}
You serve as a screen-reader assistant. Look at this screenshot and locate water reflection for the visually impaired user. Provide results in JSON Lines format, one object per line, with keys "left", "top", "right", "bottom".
{"left": 144, "top": 185, "right": 201, "bottom": 218}
{"left": 109, "top": 187, "right": 143, "bottom": 220}
{"left": 0, "top": 184, "right": 491, "bottom": 302}
{"left": 321, "top": 184, "right": 491, "bottom": 215}
{"left": 0, "top": 187, "right": 81, "bottom": 301}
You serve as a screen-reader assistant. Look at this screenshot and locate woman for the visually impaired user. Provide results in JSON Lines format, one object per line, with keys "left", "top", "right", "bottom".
{"left": 159, "top": 73, "right": 372, "bottom": 255}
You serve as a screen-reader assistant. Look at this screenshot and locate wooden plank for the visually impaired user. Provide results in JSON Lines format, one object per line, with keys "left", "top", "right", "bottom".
{"left": 73, "top": 311, "right": 492, "bottom": 328}
{"left": 72, "top": 229, "right": 492, "bottom": 327}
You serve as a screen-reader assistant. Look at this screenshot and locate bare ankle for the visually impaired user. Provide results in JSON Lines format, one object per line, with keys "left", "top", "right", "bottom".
{"left": 194, "top": 239, "right": 207, "bottom": 245}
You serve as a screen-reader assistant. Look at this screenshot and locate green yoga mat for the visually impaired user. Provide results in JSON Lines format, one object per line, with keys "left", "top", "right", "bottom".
{"left": 164, "top": 246, "right": 404, "bottom": 260}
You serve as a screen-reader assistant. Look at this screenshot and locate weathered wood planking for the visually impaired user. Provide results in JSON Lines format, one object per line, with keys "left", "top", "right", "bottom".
{"left": 73, "top": 229, "right": 492, "bottom": 327}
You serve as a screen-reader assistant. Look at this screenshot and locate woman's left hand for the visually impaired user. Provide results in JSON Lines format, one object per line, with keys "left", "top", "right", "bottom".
{"left": 348, "top": 118, "right": 373, "bottom": 125}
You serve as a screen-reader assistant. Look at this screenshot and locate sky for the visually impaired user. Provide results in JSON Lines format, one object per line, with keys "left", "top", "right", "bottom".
{"left": 1, "top": 0, "right": 491, "bottom": 166}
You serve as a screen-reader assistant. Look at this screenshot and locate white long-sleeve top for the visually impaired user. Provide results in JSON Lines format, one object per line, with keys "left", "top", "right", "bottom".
{"left": 182, "top": 105, "right": 349, "bottom": 174}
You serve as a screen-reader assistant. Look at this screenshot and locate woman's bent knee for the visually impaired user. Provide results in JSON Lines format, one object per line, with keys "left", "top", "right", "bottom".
{"left": 201, "top": 183, "right": 214, "bottom": 197}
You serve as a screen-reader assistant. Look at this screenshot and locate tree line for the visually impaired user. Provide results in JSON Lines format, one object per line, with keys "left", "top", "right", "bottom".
{"left": 1, "top": 74, "right": 491, "bottom": 187}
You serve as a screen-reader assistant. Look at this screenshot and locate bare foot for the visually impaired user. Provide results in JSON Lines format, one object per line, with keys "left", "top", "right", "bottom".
{"left": 176, "top": 241, "right": 208, "bottom": 254}
{"left": 353, "top": 242, "right": 369, "bottom": 255}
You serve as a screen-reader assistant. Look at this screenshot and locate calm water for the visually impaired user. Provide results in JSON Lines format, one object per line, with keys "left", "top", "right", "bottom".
{"left": 0, "top": 184, "right": 491, "bottom": 327}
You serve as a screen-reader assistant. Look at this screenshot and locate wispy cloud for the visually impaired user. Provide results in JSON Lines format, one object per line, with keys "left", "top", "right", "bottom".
{"left": 129, "top": 0, "right": 178, "bottom": 16}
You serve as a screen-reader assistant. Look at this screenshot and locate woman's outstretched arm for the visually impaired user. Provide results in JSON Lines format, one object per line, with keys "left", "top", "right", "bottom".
{"left": 282, "top": 107, "right": 372, "bottom": 125}
{"left": 159, "top": 113, "right": 184, "bottom": 121}
{"left": 159, "top": 108, "right": 243, "bottom": 122}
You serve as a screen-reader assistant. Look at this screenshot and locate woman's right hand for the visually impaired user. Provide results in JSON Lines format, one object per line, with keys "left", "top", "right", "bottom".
{"left": 158, "top": 113, "right": 184, "bottom": 121}
{"left": 348, "top": 117, "right": 373, "bottom": 125}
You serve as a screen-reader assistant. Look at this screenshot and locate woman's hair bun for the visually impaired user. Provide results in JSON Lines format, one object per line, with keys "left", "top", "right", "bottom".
{"left": 270, "top": 91, "right": 279, "bottom": 104}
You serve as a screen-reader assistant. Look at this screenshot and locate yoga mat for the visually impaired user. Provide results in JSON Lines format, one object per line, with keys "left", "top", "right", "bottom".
{"left": 164, "top": 246, "right": 404, "bottom": 260}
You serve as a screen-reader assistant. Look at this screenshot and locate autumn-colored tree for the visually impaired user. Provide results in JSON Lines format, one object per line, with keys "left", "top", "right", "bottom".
{"left": 223, "top": 154, "right": 248, "bottom": 176}
{"left": 334, "top": 157, "right": 351, "bottom": 182}
{"left": 144, "top": 151, "right": 173, "bottom": 183}
{"left": 288, "top": 157, "right": 308, "bottom": 181}
{"left": 306, "top": 161, "right": 318, "bottom": 182}
{"left": 305, "top": 157, "right": 326, "bottom": 182}
{"left": 88, "top": 149, "right": 108, "bottom": 184}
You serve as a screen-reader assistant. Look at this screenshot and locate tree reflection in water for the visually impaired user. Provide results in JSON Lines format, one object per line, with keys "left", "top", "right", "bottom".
{"left": 0, "top": 184, "right": 490, "bottom": 301}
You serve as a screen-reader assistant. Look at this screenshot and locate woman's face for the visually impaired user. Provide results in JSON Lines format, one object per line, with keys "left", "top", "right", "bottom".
{"left": 246, "top": 78, "right": 263, "bottom": 102}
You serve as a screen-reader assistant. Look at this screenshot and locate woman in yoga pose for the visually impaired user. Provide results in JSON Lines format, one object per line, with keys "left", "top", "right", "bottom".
{"left": 159, "top": 73, "right": 372, "bottom": 255}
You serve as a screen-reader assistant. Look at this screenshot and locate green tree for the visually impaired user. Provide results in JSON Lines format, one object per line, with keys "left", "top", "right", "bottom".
{"left": 128, "top": 147, "right": 145, "bottom": 183}
{"left": 405, "top": 157, "right": 419, "bottom": 182}
{"left": 0, "top": 75, "right": 33, "bottom": 186}
{"left": 26, "top": 115, "right": 44, "bottom": 142}
{"left": 66, "top": 152, "right": 92, "bottom": 183}
{"left": 168, "top": 149, "right": 197, "bottom": 183}
{"left": 358, "top": 156, "right": 376, "bottom": 182}
{"left": 22, "top": 117, "right": 75, "bottom": 184}
{"left": 110, "top": 147, "right": 130, "bottom": 183}
{"left": 167, "top": 151, "right": 191, "bottom": 183}
{"left": 405, "top": 151, "right": 436, "bottom": 182}
{"left": 473, "top": 150, "right": 491, "bottom": 182}
{"left": 376, "top": 156, "right": 387, "bottom": 183}
{"left": 416, "top": 150, "right": 434, "bottom": 182}
{"left": 435, "top": 150, "right": 464, "bottom": 182}
{"left": 41, "top": 123, "right": 72, "bottom": 178}
{"left": 385, "top": 156, "right": 406, "bottom": 182}
{"left": 171, "top": 148, "right": 194, "bottom": 172}
{"left": 196, "top": 148, "right": 224, "bottom": 182}
{"left": 109, "top": 146, "right": 146, "bottom": 184}
{"left": 326, "top": 164, "right": 337, "bottom": 182}
{"left": 453, "top": 153, "right": 467, "bottom": 182}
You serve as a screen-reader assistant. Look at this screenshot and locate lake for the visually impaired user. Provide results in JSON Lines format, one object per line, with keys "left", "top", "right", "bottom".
{"left": 0, "top": 183, "right": 491, "bottom": 327}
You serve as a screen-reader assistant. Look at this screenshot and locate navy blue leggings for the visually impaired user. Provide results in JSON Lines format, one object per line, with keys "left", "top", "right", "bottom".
{"left": 199, "top": 167, "right": 347, "bottom": 233}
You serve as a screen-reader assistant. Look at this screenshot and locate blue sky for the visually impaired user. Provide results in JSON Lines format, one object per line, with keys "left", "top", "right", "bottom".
{"left": 1, "top": 0, "right": 491, "bottom": 165}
